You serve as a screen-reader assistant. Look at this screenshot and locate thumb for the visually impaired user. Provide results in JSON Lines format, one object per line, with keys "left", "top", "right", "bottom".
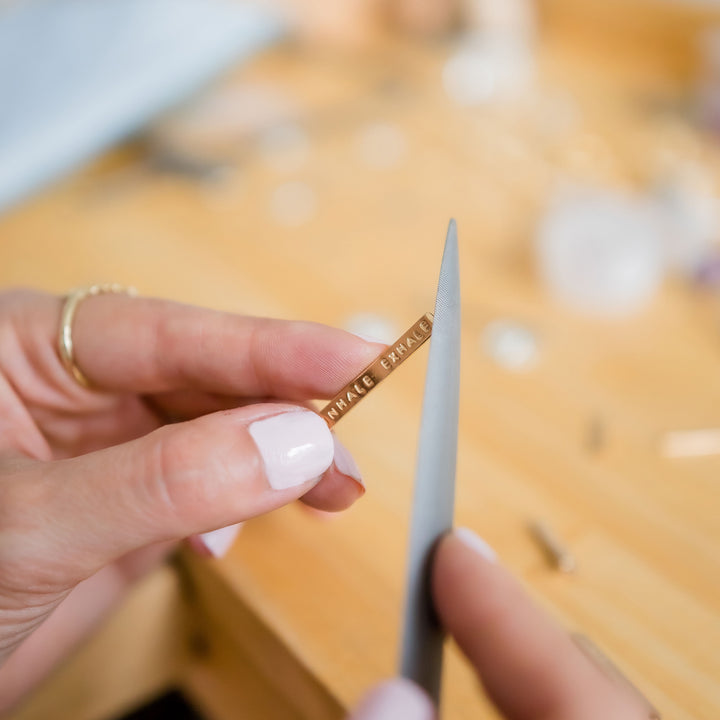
{"left": 5, "top": 405, "right": 333, "bottom": 589}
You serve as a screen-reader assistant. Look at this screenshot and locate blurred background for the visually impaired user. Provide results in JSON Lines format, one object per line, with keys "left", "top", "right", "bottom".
{"left": 1, "top": 0, "right": 720, "bottom": 719}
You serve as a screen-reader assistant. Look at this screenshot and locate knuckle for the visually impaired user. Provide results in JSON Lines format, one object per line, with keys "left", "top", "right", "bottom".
{"left": 145, "top": 425, "right": 208, "bottom": 525}
{"left": 0, "top": 288, "right": 40, "bottom": 309}
{"left": 148, "top": 301, "right": 176, "bottom": 367}
{"left": 0, "top": 288, "right": 55, "bottom": 328}
{"left": 150, "top": 301, "right": 202, "bottom": 384}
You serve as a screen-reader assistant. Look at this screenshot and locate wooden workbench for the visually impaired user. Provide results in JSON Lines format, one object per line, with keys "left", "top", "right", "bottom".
{"left": 2, "top": 35, "right": 719, "bottom": 720}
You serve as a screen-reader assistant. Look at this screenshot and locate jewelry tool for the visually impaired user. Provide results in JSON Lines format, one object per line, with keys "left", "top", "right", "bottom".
{"left": 399, "top": 219, "right": 461, "bottom": 708}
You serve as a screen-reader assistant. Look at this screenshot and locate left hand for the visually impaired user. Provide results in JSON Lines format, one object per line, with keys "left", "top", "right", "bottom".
{"left": 0, "top": 289, "right": 377, "bottom": 709}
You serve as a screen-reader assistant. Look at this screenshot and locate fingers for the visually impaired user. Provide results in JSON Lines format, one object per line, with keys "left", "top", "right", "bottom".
{"left": 432, "top": 530, "right": 651, "bottom": 720}
{"left": 67, "top": 293, "right": 380, "bottom": 398}
{"left": 143, "top": 389, "right": 248, "bottom": 422}
{"left": 1, "top": 405, "right": 358, "bottom": 589}
{"left": 145, "top": 395, "right": 368, "bottom": 514}
{"left": 191, "top": 434, "right": 365, "bottom": 558}
{"left": 348, "top": 679, "right": 436, "bottom": 720}
{"left": 301, "top": 435, "right": 365, "bottom": 511}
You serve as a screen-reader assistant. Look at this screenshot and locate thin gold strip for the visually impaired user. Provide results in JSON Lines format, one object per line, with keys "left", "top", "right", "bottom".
{"left": 319, "top": 312, "right": 434, "bottom": 428}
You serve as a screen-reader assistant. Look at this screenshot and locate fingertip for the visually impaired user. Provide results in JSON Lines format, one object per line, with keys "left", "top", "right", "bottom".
{"left": 432, "top": 528, "right": 498, "bottom": 605}
{"left": 432, "top": 531, "right": 643, "bottom": 720}
{"left": 350, "top": 332, "right": 388, "bottom": 345}
{"left": 300, "top": 463, "right": 365, "bottom": 512}
{"left": 248, "top": 409, "right": 334, "bottom": 491}
{"left": 431, "top": 529, "right": 513, "bottom": 669}
{"left": 332, "top": 435, "right": 364, "bottom": 487}
{"left": 300, "top": 505, "right": 340, "bottom": 522}
{"left": 300, "top": 435, "right": 365, "bottom": 512}
{"left": 349, "top": 678, "right": 436, "bottom": 720}
{"left": 340, "top": 328, "right": 389, "bottom": 370}
{"left": 452, "top": 527, "right": 498, "bottom": 563}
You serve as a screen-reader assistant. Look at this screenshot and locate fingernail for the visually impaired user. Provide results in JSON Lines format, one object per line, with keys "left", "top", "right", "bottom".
{"left": 455, "top": 527, "right": 498, "bottom": 563}
{"left": 249, "top": 411, "right": 334, "bottom": 490}
{"left": 349, "top": 679, "right": 435, "bottom": 720}
{"left": 332, "top": 435, "right": 364, "bottom": 486}
{"left": 352, "top": 331, "right": 387, "bottom": 345}
{"left": 199, "top": 523, "right": 243, "bottom": 558}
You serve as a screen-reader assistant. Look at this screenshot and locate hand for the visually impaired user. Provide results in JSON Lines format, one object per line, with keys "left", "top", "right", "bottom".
{"left": 350, "top": 529, "right": 654, "bottom": 720}
{"left": 0, "top": 289, "right": 375, "bottom": 710}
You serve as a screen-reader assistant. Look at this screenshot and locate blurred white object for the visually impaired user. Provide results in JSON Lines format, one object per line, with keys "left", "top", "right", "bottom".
{"left": 651, "top": 164, "right": 720, "bottom": 275}
{"left": 343, "top": 314, "right": 398, "bottom": 344}
{"left": 661, "top": 428, "right": 720, "bottom": 458}
{"left": 0, "top": 0, "right": 282, "bottom": 212}
{"left": 444, "top": 0, "right": 535, "bottom": 105}
{"left": 537, "top": 188, "right": 664, "bottom": 315}
{"left": 355, "top": 123, "right": 407, "bottom": 170}
{"left": 443, "top": 34, "right": 534, "bottom": 105}
{"left": 481, "top": 320, "right": 538, "bottom": 370}
{"left": 151, "top": 84, "right": 297, "bottom": 158}
{"left": 463, "top": 0, "right": 535, "bottom": 40}
{"left": 269, "top": 181, "right": 317, "bottom": 226}
{"left": 259, "top": 123, "right": 311, "bottom": 174}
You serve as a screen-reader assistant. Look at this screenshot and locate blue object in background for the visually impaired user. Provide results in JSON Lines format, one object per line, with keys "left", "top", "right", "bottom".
{"left": 0, "top": 0, "right": 283, "bottom": 213}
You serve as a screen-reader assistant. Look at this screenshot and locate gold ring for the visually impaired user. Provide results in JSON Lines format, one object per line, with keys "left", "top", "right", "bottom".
{"left": 58, "top": 283, "right": 138, "bottom": 388}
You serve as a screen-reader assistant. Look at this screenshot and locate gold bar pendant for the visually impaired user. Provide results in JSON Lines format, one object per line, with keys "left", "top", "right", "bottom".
{"left": 319, "top": 312, "right": 434, "bottom": 428}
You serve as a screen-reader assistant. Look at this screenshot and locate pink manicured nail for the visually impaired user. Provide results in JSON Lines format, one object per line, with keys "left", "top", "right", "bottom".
{"left": 349, "top": 679, "right": 435, "bottom": 720}
{"left": 332, "top": 435, "right": 363, "bottom": 486}
{"left": 455, "top": 527, "right": 498, "bottom": 563}
{"left": 249, "top": 411, "right": 334, "bottom": 490}
{"left": 199, "top": 523, "right": 243, "bottom": 558}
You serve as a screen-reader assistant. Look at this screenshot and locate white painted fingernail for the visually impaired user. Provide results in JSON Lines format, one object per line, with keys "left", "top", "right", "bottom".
{"left": 249, "top": 411, "right": 334, "bottom": 490}
{"left": 352, "top": 331, "right": 387, "bottom": 344}
{"left": 343, "top": 313, "right": 397, "bottom": 344}
{"left": 455, "top": 527, "right": 498, "bottom": 563}
{"left": 349, "top": 679, "right": 435, "bottom": 720}
{"left": 332, "top": 435, "right": 363, "bottom": 486}
{"left": 199, "top": 523, "right": 243, "bottom": 558}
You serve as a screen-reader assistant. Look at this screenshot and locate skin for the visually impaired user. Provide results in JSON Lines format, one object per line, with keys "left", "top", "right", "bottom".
{"left": 0, "top": 289, "right": 376, "bottom": 711}
{"left": 431, "top": 533, "right": 650, "bottom": 720}
{"left": 350, "top": 533, "right": 652, "bottom": 719}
